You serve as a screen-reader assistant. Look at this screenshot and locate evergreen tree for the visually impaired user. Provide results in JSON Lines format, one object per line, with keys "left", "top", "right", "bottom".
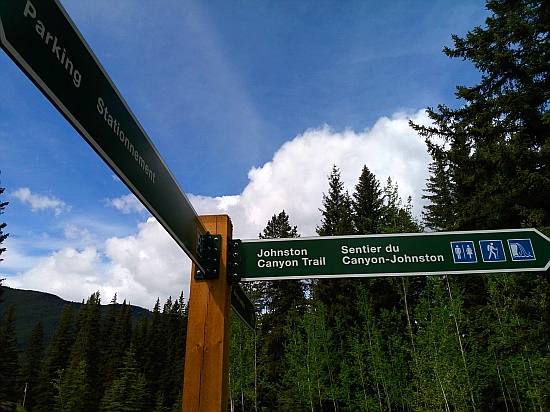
{"left": 317, "top": 165, "right": 355, "bottom": 237}
{"left": 101, "top": 297, "right": 132, "bottom": 394}
{"left": 0, "top": 305, "right": 20, "bottom": 407}
{"left": 101, "top": 294, "right": 120, "bottom": 387}
{"left": 352, "top": 165, "right": 383, "bottom": 235}
{"left": 409, "top": 4, "right": 550, "bottom": 408}
{"left": 143, "top": 298, "right": 165, "bottom": 411}
{"left": 159, "top": 293, "right": 188, "bottom": 409}
{"left": 259, "top": 211, "right": 304, "bottom": 317}
{"left": 314, "top": 166, "right": 356, "bottom": 325}
{"left": 380, "top": 177, "right": 423, "bottom": 234}
{"left": 69, "top": 292, "right": 102, "bottom": 411}
{"left": 422, "top": 143, "right": 457, "bottom": 231}
{"left": 99, "top": 347, "right": 147, "bottom": 412}
{"left": 410, "top": 0, "right": 550, "bottom": 231}
{"left": 257, "top": 210, "right": 304, "bottom": 408}
{"left": 33, "top": 305, "right": 75, "bottom": 412}
{"left": 131, "top": 314, "right": 149, "bottom": 375}
{"left": 19, "top": 321, "right": 44, "bottom": 411}
{"left": 0, "top": 173, "right": 9, "bottom": 263}
{"left": 53, "top": 361, "right": 87, "bottom": 412}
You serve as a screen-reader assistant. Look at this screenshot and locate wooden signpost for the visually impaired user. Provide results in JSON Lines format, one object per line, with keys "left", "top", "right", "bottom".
{"left": 183, "top": 215, "right": 232, "bottom": 411}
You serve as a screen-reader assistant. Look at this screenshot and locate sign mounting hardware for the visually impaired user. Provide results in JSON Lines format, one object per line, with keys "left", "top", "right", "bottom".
{"left": 194, "top": 233, "right": 221, "bottom": 280}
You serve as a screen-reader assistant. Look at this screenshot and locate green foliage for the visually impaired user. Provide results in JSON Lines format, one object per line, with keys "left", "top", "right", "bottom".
{"left": 18, "top": 322, "right": 44, "bottom": 412}
{"left": 33, "top": 305, "right": 75, "bottom": 412}
{"left": 381, "top": 177, "right": 423, "bottom": 234}
{"left": 314, "top": 166, "right": 357, "bottom": 328}
{"left": 317, "top": 165, "right": 355, "bottom": 237}
{"left": 352, "top": 165, "right": 383, "bottom": 235}
{"left": 280, "top": 302, "right": 337, "bottom": 411}
{"left": 0, "top": 289, "right": 182, "bottom": 411}
{"left": 411, "top": 277, "right": 476, "bottom": 410}
{"left": 0, "top": 305, "right": 20, "bottom": 405}
{"left": 228, "top": 311, "right": 257, "bottom": 411}
{"left": 69, "top": 292, "right": 102, "bottom": 411}
{"left": 411, "top": 0, "right": 550, "bottom": 231}
{"left": 99, "top": 347, "right": 147, "bottom": 412}
{"left": 257, "top": 210, "right": 305, "bottom": 408}
{"left": 53, "top": 361, "right": 88, "bottom": 412}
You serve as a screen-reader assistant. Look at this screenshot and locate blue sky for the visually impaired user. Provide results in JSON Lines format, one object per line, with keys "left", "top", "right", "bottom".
{"left": 0, "top": 0, "right": 488, "bottom": 308}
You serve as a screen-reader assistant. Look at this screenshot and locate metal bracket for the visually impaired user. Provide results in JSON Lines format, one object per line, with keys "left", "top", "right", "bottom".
{"left": 227, "top": 239, "right": 242, "bottom": 283}
{"left": 194, "top": 233, "right": 221, "bottom": 280}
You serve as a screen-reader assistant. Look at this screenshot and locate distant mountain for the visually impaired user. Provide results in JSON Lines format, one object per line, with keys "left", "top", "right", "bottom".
{"left": 0, "top": 286, "right": 151, "bottom": 349}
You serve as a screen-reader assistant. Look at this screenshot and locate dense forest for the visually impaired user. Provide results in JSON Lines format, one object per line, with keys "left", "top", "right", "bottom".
{"left": 1, "top": 0, "right": 549, "bottom": 410}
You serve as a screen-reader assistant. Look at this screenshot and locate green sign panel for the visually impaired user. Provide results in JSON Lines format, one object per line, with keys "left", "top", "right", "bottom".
{"left": 231, "top": 283, "right": 256, "bottom": 330}
{"left": 0, "top": 0, "right": 206, "bottom": 269}
{"left": 238, "top": 229, "right": 550, "bottom": 281}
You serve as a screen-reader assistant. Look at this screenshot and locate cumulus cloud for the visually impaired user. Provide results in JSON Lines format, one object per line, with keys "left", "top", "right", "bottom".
{"left": 14, "top": 247, "right": 102, "bottom": 299}
{"left": 12, "top": 187, "right": 70, "bottom": 215}
{"left": 10, "top": 220, "right": 190, "bottom": 308}
{"left": 191, "top": 109, "right": 431, "bottom": 239}
{"left": 7, "top": 110, "right": 433, "bottom": 308}
{"left": 103, "top": 218, "right": 189, "bottom": 307}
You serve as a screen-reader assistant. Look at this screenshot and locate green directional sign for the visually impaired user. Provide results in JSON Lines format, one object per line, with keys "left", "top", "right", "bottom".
{"left": 231, "top": 283, "right": 256, "bottom": 330}
{"left": 0, "top": 0, "right": 206, "bottom": 269}
{"left": 237, "top": 229, "right": 550, "bottom": 281}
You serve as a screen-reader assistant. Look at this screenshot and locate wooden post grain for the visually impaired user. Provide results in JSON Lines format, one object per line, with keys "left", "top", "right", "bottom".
{"left": 182, "top": 215, "right": 232, "bottom": 411}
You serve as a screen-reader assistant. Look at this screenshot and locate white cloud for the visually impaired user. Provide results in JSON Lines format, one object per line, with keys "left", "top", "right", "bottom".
{"left": 11, "top": 187, "right": 70, "bottom": 216}
{"left": 106, "top": 193, "right": 147, "bottom": 214}
{"left": 13, "top": 247, "right": 102, "bottom": 299}
{"left": 8, "top": 218, "right": 189, "bottom": 309}
{"left": 5, "top": 110, "right": 433, "bottom": 308}
{"left": 103, "top": 218, "right": 189, "bottom": 307}
{"left": 191, "top": 109, "right": 432, "bottom": 239}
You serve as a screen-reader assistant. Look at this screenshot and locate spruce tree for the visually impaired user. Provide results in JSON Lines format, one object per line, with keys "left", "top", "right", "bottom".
{"left": 410, "top": 0, "right": 550, "bottom": 231}
{"left": 0, "top": 305, "right": 20, "bottom": 407}
{"left": 312, "top": 166, "right": 360, "bottom": 411}
{"left": 257, "top": 210, "right": 304, "bottom": 408}
{"left": 130, "top": 315, "right": 149, "bottom": 377}
{"left": 69, "top": 292, "right": 102, "bottom": 411}
{"left": 317, "top": 165, "right": 355, "bottom": 237}
{"left": 101, "top": 297, "right": 133, "bottom": 397}
{"left": 380, "top": 177, "right": 422, "bottom": 234}
{"left": 19, "top": 321, "right": 44, "bottom": 412}
{"left": 422, "top": 142, "right": 457, "bottom": 231}
{"left": 34, "top": 305, "right": 76, "bottom": 412}
{"left": 314, "top": 166, "right": 356, "bottom": 325}
{"left": 101, "top": 294, "right": 121, "bottom": 388}
{"left": 408, "top": 5, "right": 550, "bottom": 407}
{"left": 143, "top": 298, "right": 165, "bottom": 411}
{"left": 352, "top": 165, "right": 383, "bottom": 235}
{"left": 259, "top": 211, "right": 304, "bottom": 317}
{"left": 52, "top": 361, "right": 87, "bottom": 412}
{"left": 99, "top": 347, "right": 147, "bottom": 412}
{"left": 159, "top": 294, "right": 188, "bottom": 409}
